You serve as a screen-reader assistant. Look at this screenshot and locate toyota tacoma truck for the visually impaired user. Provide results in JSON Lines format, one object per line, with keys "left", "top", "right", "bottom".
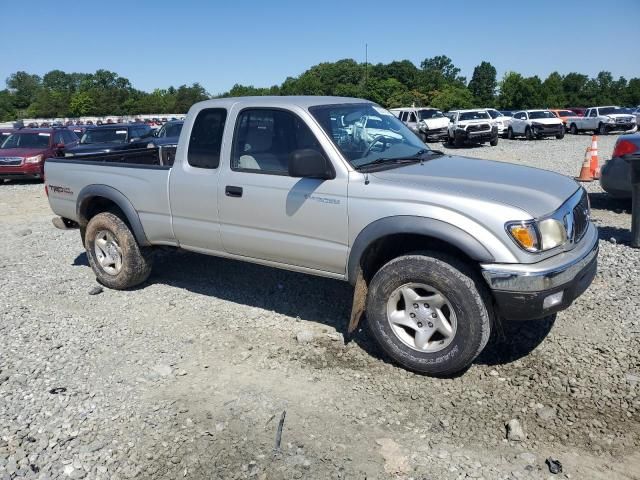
{"left": 567, "top": 106, "right": 637, "bottom": 135}
{"left": 445, "top": 109, "right": 499, "bottom": 147}
{"left": 44, "top": 96, "right": 598, "bottom": 376}
{"left": 389, "top": 107, "right": 450, "bottom": 142}
{"left": 506, "top": 110, "right": 565, "bottom": 140}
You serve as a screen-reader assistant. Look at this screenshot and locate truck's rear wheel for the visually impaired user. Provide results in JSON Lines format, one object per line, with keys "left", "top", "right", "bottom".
{"left": 365, "top": 252, "right": 491, "bottom": 376}
{"left": 85, "top": 212, "right": 152, "bottom": 289}
{"left": 570, "top": 123, "right": 578, "bottom": 135}
{"left": 598, "top": 122, "right": 608, "bottom": 135}
{"left": 525, "top": 127, "right": 534, "bottom": 140}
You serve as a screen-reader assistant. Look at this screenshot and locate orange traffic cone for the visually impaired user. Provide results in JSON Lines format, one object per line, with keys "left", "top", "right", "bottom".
{"left": 576, "top": 147, "right": 593, "bottom": 182}
{"left": 590, "top": 135, "right": 600, "bottom": 179}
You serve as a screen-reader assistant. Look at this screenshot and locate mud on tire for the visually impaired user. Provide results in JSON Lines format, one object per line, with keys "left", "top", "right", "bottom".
{"left": 85, "top": 212, "right": 152, "bottom": 289}
{"left": 365, "top": 251, "right": 492, "bottom": 376}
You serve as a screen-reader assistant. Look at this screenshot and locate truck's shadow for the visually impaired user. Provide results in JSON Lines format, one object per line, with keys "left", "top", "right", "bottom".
{"left": 73, "top": 249, "right": 553, "bottom": 371}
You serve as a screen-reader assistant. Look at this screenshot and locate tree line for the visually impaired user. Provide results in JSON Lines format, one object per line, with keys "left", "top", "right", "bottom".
{"left": 2, "top": 57, "right": 639, "bottom": 121}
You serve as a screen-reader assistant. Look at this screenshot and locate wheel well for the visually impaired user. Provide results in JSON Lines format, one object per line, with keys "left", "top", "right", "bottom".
{"left": 357, "top": 233, "right": 479, "bottom": 284}
{"left": 80, "top": 196, "right": 127, "bottom": 227}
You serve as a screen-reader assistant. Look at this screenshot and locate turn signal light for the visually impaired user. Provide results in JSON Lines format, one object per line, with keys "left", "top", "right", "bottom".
{"left": 508, "top": 223, "right": 539, "bottom": 251}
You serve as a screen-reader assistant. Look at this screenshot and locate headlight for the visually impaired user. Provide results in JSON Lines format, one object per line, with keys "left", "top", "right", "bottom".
{"left": 507, "top": 218, "right": 567, "bottom": 252}
{"left": 538, "top": 218, "right": 567, "bottom": 249}
{"left": 25, "top": 154, "right": 43, "bottom": 164}
{"left": 606, "top": 117, "right": 615, "bottom": 123}
{"left": 147, "top": 142, "right": 155, "bottom": 148}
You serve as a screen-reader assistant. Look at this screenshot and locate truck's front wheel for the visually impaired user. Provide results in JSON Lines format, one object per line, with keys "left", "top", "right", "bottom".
{"left": 85, "top": 212, "right": 152, "bottom": 290}
{"left": 365, "top": 252, "right": 491, "bottom": 376}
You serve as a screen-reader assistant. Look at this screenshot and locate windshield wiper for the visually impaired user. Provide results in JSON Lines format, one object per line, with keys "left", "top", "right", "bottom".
{"left": 355, "top": 149, "right": 444, "bottom": 170}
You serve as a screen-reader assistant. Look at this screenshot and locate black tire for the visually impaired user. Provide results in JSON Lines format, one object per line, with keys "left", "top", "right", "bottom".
{"left": 598, "top": 122, "right": 607, "bottom": 135}
{"left": 453, "top": 135, "right": 464, "bottom": 147}
{"left": 365, "top": 252, "right": 492, "bottom": 376}
{"left": 490, "top": 137, "right": 499, "bottom": 146}
{"left": 556, "top": 131, "right": 565, "bottom": 139}
{"left": 419, "top": 132, "right": 427, "bottom": 143}
{"left": 507, "top": 127, "right": 514, "bottom": 139}
{"left": 525, "top": 127, "right": 534, "bottom": 140}
{"left": 85, "top": 212, "right": 152, "bottom": 289}
{"left": 446, "top": 135, "right": 454, "bottom": 146}
{"left": 570, "top": 123, "right": 578, "bottom": 135}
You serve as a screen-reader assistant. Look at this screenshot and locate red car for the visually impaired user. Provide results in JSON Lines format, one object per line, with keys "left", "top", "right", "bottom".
{"left": 0, "top": 128, "right": 79, "bottom": 181}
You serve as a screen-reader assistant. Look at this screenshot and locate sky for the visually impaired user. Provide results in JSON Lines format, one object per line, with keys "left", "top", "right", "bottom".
{"left": 2, "top": 0, "right": 639, "bottom": 95}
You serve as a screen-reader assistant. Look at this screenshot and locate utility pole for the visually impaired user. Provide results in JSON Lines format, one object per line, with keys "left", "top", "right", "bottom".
{"left": 364, "top": 43, "right": 368, "bottom": 90}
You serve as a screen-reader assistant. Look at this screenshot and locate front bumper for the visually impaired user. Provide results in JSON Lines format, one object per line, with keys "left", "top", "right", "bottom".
{"left": 532, "top": 124, "right": 564, "bottom": 137}
{"left": 454, "top": 128, "right": 498, "bottom": 143}
{"left": 0, "top": 162, "right": 43, "bottom": 180}
{"left": 421, "top": 126, "right": 448, "bottom": 140}
{"left": 481, "top": 224, "right": 598, "bottom": 320}
{"left": 605, "top": 122, "right": 636, "bottom": 132}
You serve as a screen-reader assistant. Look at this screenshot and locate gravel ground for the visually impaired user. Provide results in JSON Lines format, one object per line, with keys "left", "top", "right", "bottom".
{"left": 1, "top": 133, "right": 639, "bottom": 480}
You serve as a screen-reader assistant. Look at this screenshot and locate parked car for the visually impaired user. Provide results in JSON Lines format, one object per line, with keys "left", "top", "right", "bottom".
{"left": 567, "top": 106, "right": 637, "bottom": 135}
{"left": 64, "top": 124, "right": 154, "bottom": 157}
{"left": 445, "top": 109, "right": 499, "bottom": 146}
{"left": 352, "top": 114, "right": 403, "bottom": 147}
{"left": 499, "top": 110, "right": 515, "bottom": 117}
{"left": 485, "top": 108, "right": 511, "bottom": 137}
{"left": 68, "top": 125, "right": 88, "bottom": 139}
{"left": 506, "top": 110, "right": 565, "bottom": 140}
{"left": 633, "top": 107, "right": 640, "bottom": 125}
{"left": 600, "top": 132, "right": 640, "bottom": 198}
{"left": 146, "top": 120, "right": 184, "bottom": 148}
{"left": 0, "top": 127, "right": 78, "bottom": 181}
{"left": 45, "top": 96, "right": 597, "bottom": 376}
{"left": 0, "top": 128, "right": 14, "bottom": 145}
{"left": 389, "top": 107, "right": 449, "bottom": 142}
{"left": 568, "top": 107, "right": 586, "bottom": 117}
{"left": 549, "top": 109, "right": 577, "bottom": 131}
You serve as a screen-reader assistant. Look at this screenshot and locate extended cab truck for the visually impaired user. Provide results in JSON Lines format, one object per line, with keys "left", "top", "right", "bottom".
{"left": 45, "top": 96, "right": 598, "bottom": 376}
{"left": 567, "top": 106, "right": 637, "bottom": 135}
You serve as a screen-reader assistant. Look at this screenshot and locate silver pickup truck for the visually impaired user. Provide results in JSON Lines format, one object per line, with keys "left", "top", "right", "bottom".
{"left": 45, "top": 96, "right": 598, "bottom": 376}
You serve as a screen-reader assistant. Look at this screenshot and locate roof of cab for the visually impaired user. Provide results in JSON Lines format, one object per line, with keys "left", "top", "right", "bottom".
{"left": 191, "top": 96, "right": 373, "bottom": 110}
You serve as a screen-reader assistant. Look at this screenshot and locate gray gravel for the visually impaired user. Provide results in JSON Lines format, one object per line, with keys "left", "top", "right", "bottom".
{"left": 1, "top": 133, "right": 639, "bottom": 479}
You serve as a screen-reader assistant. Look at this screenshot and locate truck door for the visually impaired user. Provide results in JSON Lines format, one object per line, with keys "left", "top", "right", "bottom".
{"left": 168, "top": 107, "right": 228, "bottom": 251}
{"left": 587, "top": 108, "right": 597, "bottom": 129}
{"left": 218, "top": 107, "right": 349, "bottom": 275}
{"left": 406, "top": 111, "right": 418, "bottom": 133}
{"left": 513, "top": 111, "right": 526, "bottom": 134}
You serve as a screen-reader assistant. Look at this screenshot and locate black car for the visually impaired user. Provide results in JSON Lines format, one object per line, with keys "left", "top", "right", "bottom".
{"left": 146, "top": 120, "right": 184, "bottom": 147}
{"left": 64, "top": 124, "right": 154, "bottom": 157}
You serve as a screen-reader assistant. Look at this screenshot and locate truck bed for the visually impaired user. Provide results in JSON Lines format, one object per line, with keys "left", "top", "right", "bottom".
{"left": 45, "top": 146, "right": 177, "bottom": 246}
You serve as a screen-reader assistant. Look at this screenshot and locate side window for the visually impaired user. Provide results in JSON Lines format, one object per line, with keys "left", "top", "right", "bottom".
{"left": 62, "top": 131, "right": 75, "bottom": 143}
{"left": 53, "top": 131, "right": 64, "bottom": 144}
{"left": 187, "top": 108, "right": 227, "bottom": 169}
{"left": 408, "top": 112, "right": 417, "bottom": 123}
{"left": 400, "top": 112, "right": 408, "bottom": 121}
{"left": 231, "top": 109, "right": 322, "bottom": 175}
{"left": 141, "top": 126, "right": 152, "bottom": 138}
{"left": 589, "top": 109, "right": 597, "bottom": 117}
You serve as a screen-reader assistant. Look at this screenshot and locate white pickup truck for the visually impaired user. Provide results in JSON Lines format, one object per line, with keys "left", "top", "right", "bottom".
{"left": 567, "top": 106, "right": 637, "bottom": 135}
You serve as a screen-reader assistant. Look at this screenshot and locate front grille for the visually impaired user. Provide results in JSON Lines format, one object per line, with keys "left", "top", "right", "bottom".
{"left": 0, "top": 157, "right": 23, "bottom": 166}
{"left": 616, "top": 117, "right": 632, "bottom": 123}
{"left": 467, "top": 124, "right": 490, "bottom": 132}
{"left": 572, "top": 192, "right": 589, "bottom": 242}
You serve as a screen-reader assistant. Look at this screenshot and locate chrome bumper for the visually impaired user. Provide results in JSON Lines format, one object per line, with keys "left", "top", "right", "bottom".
{"left": 481, "top": 223, "right": 599, "bottom": 293}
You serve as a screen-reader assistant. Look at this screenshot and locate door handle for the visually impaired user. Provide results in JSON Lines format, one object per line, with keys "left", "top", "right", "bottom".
{"left": 225, "top": 185, "right": 243, "bottom": 198}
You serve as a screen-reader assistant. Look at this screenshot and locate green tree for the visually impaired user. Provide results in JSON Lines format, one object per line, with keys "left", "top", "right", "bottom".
{"left": 0, "top": 89, "right": 16, "bottom": 121}
{"left": 419, "top": 55, "right": 466, "bottom": 93}
{"left": 468, "top": 61, "right": 497, "bottom": 106}
{"left": 541, "top": 72, "right": 565, "bottom": 108}
{"left": 69, "top": 91, "right": 95, "bottom": 116}
{"left": 562, "top": 73, "right": 589, "bottom": 106}
{"left": 430, "top": 85, "right": 473, "bottom": 111}
{"left": 6, "top": 71, "right": 41, "bottom": 110}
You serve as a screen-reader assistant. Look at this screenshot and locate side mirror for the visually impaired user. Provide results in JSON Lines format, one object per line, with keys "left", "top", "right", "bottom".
{"left": 130, "top": 137, "right": 141, "bottom": 143}
{"left": 288, "top": 149, "right": 335, "bottom": 180}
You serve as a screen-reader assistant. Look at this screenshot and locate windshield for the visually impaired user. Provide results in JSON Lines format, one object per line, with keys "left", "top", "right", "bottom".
{"left": 309, "top": 103, "right": 428, "bottom": 169}
{"left": 418, "top": 109, "right": 444, "bottom": 120}
{"left": 599, "top": 107, "right": 624, "bottom": 116}
{"left": 486, "top": 109, "right": 501, "bottom": 119}
{"left": 528, "top": 111, "right": 556, "bottom": 119}
{"left": 0, "top": 132, "right": 50, "bottom": 149}
{"left": 557, "top": 110, "right": 574, "bottom": 117}
{"left": 81, "top": 128, "right": 127, "bottom": 144}
{"left": 500, "top": 111, "right": 514, "bottom": 117}
{"left": 459, "top": 111, "right": 490, "bottom": 121}
{"left": 160, "top": 123, "right": 183, "bottom": 138}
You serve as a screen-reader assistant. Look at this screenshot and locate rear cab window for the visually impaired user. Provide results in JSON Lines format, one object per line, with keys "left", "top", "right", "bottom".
{"left": 187, "top": 108, "right": 227, "bottom": 169}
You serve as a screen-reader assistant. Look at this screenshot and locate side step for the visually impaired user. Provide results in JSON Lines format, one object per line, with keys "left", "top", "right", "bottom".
{"left": 52, "top": 217, "right": 79, "bottom": 230}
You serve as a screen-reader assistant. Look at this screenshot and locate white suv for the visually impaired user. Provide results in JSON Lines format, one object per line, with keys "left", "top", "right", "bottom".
{"left": 485, "top": 108, "right": 511, "bottom": 137}
{"left": 389, "top": 107, "right": 450, "bottom": 142}
{"left": 506, "top": 110, "right": 565, "bottom": 140}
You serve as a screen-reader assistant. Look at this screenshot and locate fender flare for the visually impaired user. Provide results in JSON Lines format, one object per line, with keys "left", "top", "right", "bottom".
{"left": 347, "top": 215, "right": 494, "bottom": 285}
{"left": 76, "top": 184, "right": 150, "bottom": 246}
